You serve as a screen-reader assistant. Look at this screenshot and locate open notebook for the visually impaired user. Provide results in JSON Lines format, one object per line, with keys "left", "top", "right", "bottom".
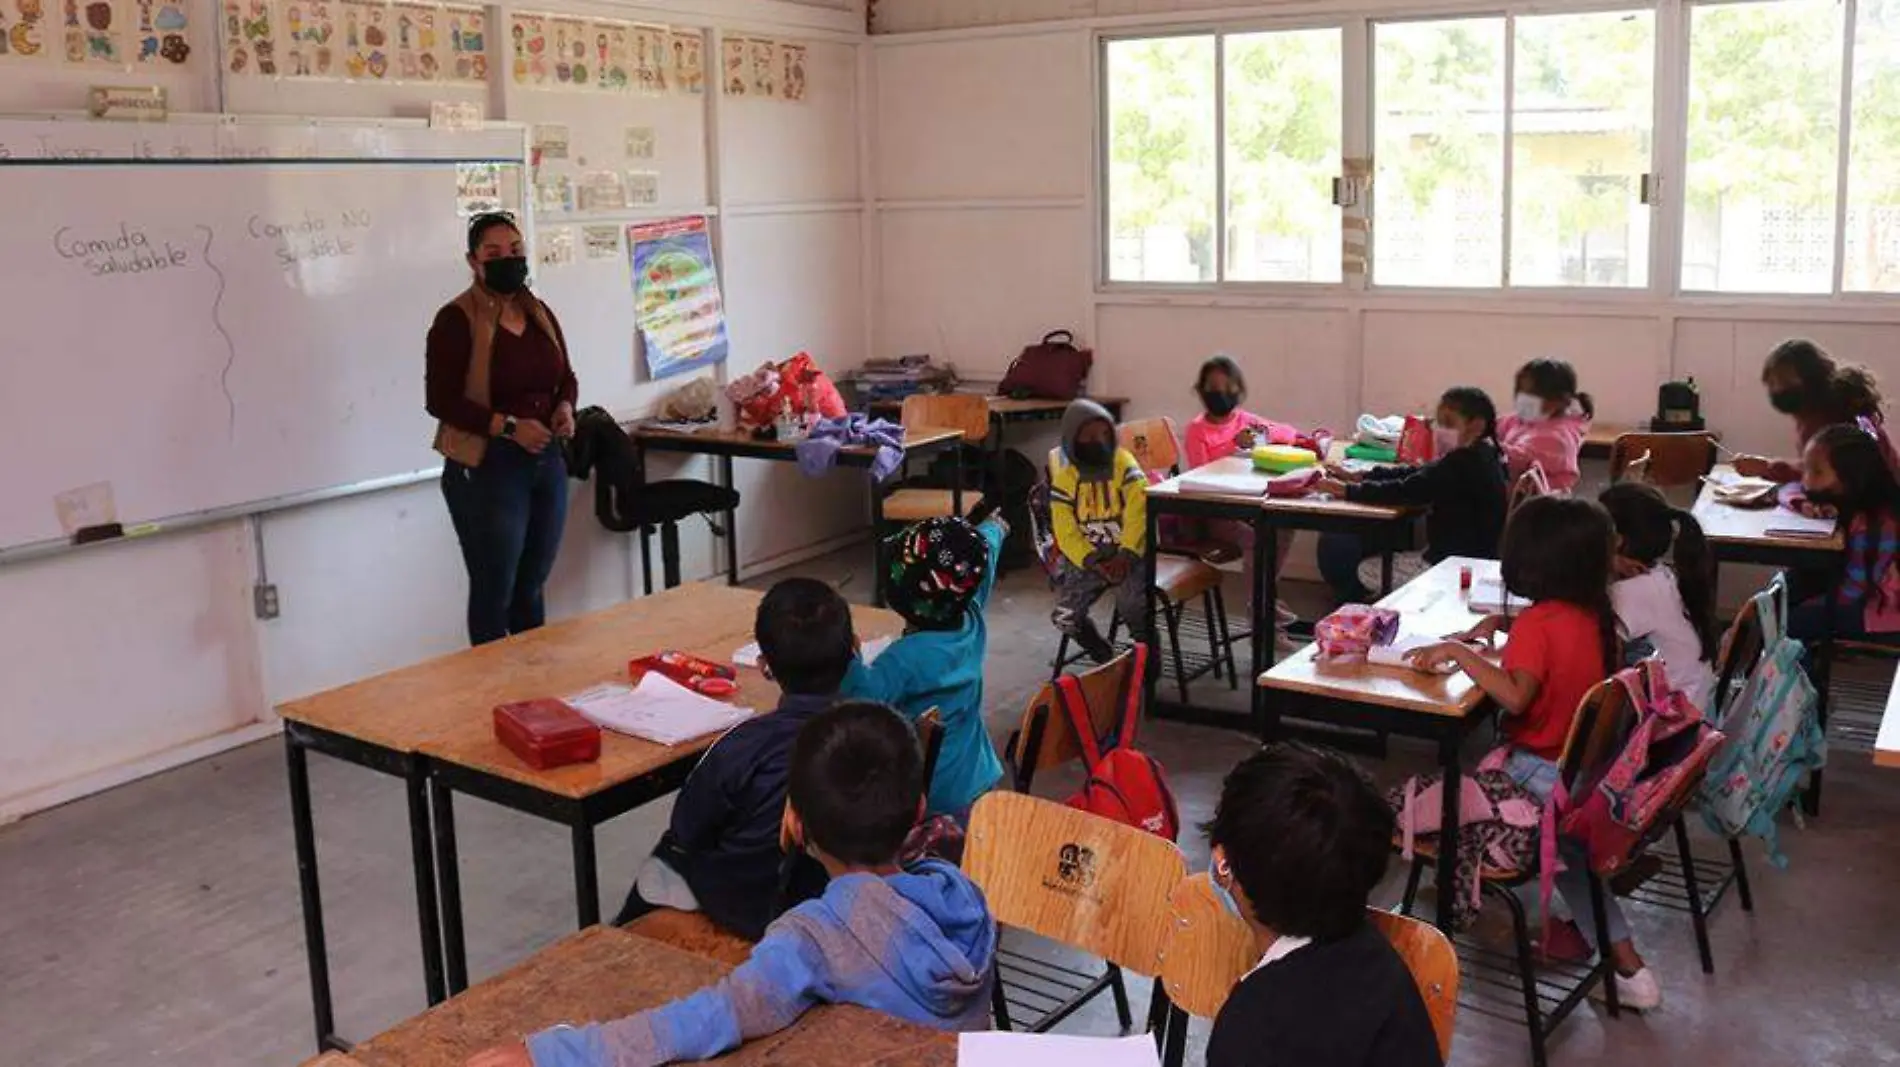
{"left": 565, "top": 673, "right": 753, "bottom": 746}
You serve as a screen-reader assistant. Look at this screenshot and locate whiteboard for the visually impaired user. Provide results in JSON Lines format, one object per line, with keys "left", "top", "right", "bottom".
{"left": 0, "top": 116, "right": 527, "bottom": 551}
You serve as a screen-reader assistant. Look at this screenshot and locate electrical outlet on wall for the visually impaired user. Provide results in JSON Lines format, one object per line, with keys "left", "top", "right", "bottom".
{"left": 254, "top": 583, "right": 281, "bottom": 620}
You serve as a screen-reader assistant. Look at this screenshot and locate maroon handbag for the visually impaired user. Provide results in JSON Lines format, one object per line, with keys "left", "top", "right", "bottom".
{"left": 997, "top": 330, "right": 1093, "bottom": 400}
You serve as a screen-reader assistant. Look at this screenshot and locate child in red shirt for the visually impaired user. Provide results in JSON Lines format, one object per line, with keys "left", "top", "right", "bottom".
{"left": 1408, "top": 497, "right": 1660, "bottom": 1010}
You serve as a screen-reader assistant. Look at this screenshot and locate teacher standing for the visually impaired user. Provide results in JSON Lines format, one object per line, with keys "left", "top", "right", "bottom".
{"left": 426, "top": 212, "right": 578, "bottom": 646}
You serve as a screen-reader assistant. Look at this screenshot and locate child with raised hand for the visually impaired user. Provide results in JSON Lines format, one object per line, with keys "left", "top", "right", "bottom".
{"left": 1048, "top": 399, "right": 1152, "bottom": 662}
{"left": 1786, "top": 423, "right": 1900, "bottom": 647}
{"left": 1598, "top": 483, "right": 1719, "bottom": 711}
{"left": 1734, "top": 339, "right": 1898, "bottom": 484}
{"left": 1313, "top": 386, "right": 1508, "bottom": 604}
{"left": 1497, "top": 357, "right": 1592, "bottom": 494}
{"left": 1203, "top": 743, "right": 1441, "bottom": 1067}
{"left": 1183, "top": 354, "right": 1297, "bottom": 625}
{"left": 470, "top": 702, "right": 997, "bottom": 1067}
{"left": 842, "top": 514, "right": 1008, "bottom": 822}
{"left": 1406, "top": 496, "right": 1660, "bottom": 1010}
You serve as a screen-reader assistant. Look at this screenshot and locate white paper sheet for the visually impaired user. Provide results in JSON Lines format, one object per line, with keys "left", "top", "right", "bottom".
{"left": 566, "top": 674, "right": 752, "bottom": 746}
{"left": 957, "top": 1032, "right": 1161, "bottom": 1067}
{"left": 1366, "top": 634, "right": 1459, "bottom": 674}
{"left": 1467, "top": 576, "right": 1531, "bottom": 614}
{"left": 1765, "top": 512, "right": 1839, "bottom": 539}
{"left": 1179, "top": 468, "right": 1274, "bottom": 496}
{"left": 734, "top": 634, "right": 893, "bottom": 669}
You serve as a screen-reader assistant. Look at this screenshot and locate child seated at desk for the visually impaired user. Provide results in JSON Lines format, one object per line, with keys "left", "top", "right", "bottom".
{"left": 842, "top": 514, "right": 1008, "bottom": 822}
{"left": 1787, "top": 423, "right": 1900, "bottom": 648}
{"left": 610, "top": 578, "right": 847, "bottom": 938}
{"left": 1734, "top": 339, "right": 1897, "bottom": 485}
{"left": 472, "top": 702, "right": 998, "bottom": 1067}
{"left": 1497, "top": 357, "right": 1592, "bottom": 495}
{"left": 1182, "top": 353, "right": 1296, "bottom": 627}
{"left": 1049, "top": 398, "right": 1153, "bottom": 662}
{"left": 1312, "top": 386, "right": 1507, "bottom": 605}
{"left": 1203, "top": 743, "right": 1442, "bottom": 1067}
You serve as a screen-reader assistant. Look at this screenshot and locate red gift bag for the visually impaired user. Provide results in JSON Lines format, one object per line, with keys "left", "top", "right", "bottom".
{"left": 1396, "top": 414, "right": 1434, "bottom": 465}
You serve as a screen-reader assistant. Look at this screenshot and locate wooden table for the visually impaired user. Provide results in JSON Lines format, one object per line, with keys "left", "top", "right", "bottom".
{"left": 632, "top": 424, "right": 965, "bottom": 604}
{"left": 351, "top": 926, "right": 954, "bottom": 1067}
{"left": 1691, "top": 466, "right": 1844, "bottom": 568}
{"left": 867, "top": 393, "right": 1127, "bottom": 433}
{"left": 1143, "top": 455, "right": 1420, "bottom": 729}
{"left": 277, "top": 583, "right": 902, "bottom": 1050}
{"left": 299, "top": 1054, "right": 374, "bottom": 1067}
{"left": 1581, "top": 423, "right": 1722, "bottom": 460}
{"left": 1259, "top": 556, "right": 1501, "bottom": 932}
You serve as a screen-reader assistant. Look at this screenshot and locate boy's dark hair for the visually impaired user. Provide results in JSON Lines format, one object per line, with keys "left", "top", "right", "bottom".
{"left": 1202, "top": 743, "right": 1391, "bottom": 942}
{"left": 756, "top": 578, "right": 857, "bottom": 695}
{"left": 1766, "top": 339, "right": 1885, "bottom": 422}
{"left": 1502, "top": 496, "right": 1619, "bottom": 676}
{"left": 1439, "top": 386, "right": 1500, "bottom": 447}
{"left": 1515, "top": 357, "right": 1595, "bottom": 419}
{"left": 1196, "top": 353, "right": 1247, "bottom": 395}
{"left": 466, "top": 211, "right": 520, "bottom": 255}
{"left": 787, "top": 701, "right": 923, "bottom": 866}
{"left": 1599, "top": 483, "right": 1717, "bottom": 661}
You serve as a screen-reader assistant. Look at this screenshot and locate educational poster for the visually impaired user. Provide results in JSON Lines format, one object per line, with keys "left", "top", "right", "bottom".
{"left": 130, "top": 0, "right": 189, "bottom": 64}
{"left": 641, "top": 23, "right": 665, "bottom": 92}
{"left": 591, "top": 18, "right": 628, "bottom": 91}
{"left": 392, "top": 0, "right": 437, "bottom": 80}
{"left": 442, "top": 2, "right": 481, "bottom": 81}
{"left": 537, "top": 226, "right": 574, "bottom": 268}
{"left": 223, "top": 0, "right": 274, "bottom": 74}
{"left": 669, "top": 29, "right": 701, "bottom": 94}
{"left": 719, "top": 36, "right": 744, "bottom": 97}
{"left": 0, "top": 0, "right": 51, "bottom": 60}
{"left": 577, "top": 169, "right": 626, "bottom": 211}
{"left": 530, "top": 122, "right": 567, "bottom": 160}
{"left": 339, "top": 0, "right": 387, "bottom": 79}
{"left": 778, "top": 42, "right": 806, "bottom": 102}
{"left": 630, "top": 22, "right": 657, "bottom": 92}
{"left": 624, "top": 126, "right": 654, "bottom": 161}
{"left": 626, "top": 170, "right": 657, "bottom": 205}
{"left": 628, "top": 216, "right": 729, "bottom": 380}
{"left": 62, "top": 0, "right": 122, "bottom": 65}
{"left": 747, "top": 38, "right": 774, "bottom": 99}
{"left": 455, "top": 161, "right": 502, "bottom": 215}
{"left": 547, "top": 14, "right": 584, "bottom": 87}
{"left": 281, "top": 0, "right": 333, "bottom": 76}
{"left": 582, "top": 224, "right": 620, "bottom": 260}
{"left": 533, "top": 173, "right": 573, "bottom": 213}
{"left": 508, "top": 10, "right": 545, "bottom": 85}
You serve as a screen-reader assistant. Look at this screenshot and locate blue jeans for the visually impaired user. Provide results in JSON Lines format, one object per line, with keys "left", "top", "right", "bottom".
{"left": 1317, "top": 532, "right": 1376, "bottom": 603}
{"left": 442, "top": 441, "right": 569, "bottom": 645}
{"left": 1502, "top": 748, "right": 1631, "bottom": 947}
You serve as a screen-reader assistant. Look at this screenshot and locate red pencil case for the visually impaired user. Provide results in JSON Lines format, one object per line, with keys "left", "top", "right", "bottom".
{"left": 493, "top": 699, "right": 602, "bottom": 770}
{"left": 629, "top": 651, "right": 740, "bottom": 697}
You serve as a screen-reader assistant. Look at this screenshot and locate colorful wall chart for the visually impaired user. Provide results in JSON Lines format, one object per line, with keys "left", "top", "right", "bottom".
{"left": 628, "top": 216, "right": 728, "bottom": 380}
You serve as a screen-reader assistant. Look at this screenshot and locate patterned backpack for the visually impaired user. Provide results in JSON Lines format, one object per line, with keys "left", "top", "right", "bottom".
{"left": 1698, "top": 576, "right": 1827, "bottom": 866}
{"left": 1389, "top": 764, "right": 1541, "bottom": 932}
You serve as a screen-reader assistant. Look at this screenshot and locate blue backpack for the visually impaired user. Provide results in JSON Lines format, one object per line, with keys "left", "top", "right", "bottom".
{"left": 1697, "top": 576, "right": 1827, "bottom": 866}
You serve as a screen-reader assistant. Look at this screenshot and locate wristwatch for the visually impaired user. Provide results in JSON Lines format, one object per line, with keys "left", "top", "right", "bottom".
{"left": 500, "top": 415, "right": 518, "bottom": 439}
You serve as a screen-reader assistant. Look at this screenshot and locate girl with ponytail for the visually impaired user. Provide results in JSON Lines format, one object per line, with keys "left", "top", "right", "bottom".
{"left": 1598, "top": 482, "right": 1719, "bottom": 712}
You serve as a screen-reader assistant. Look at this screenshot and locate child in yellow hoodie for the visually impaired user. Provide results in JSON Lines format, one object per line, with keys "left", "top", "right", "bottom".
{"left": 1049, "top": 399, "right": 1151, "bottom": 662}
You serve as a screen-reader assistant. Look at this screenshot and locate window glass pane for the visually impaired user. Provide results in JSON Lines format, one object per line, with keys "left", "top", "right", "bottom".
{"left": 1510, "top": 11, "right": 1655, "bottom": 288}
{"left": 1224, "top": 29, "right": 1343, "bottom": 283}
{"left": 1846, "top": 0, "right": 1900, "bottom": 291}
{"left": 1373, "top": 18, "right": 1506, "bottom": 287}
{"left": 1106, "top": 36, "right": 1218, "bottom": 283}
{"left": 1684, "top": 0, "right": 1842, "bottom": 293}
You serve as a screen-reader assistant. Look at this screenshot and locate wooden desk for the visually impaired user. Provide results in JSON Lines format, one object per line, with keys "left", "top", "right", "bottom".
{"left": 276, "top": 583, "right": 902, "bottom": 1046}
{"left": 352, "top": 926, "right": 955, "bottom": 1067}
{"left": 1144, "top": 456, "right": 1420, "bottom": 729}
{"left": 299, "top": 1054, "right": 373, "bottom": 1067}
{"left": 867, "top": 393, "right": 1128, "bottom": 427}
{"left": 1581, "top": 423, "right": 1722, "bottom": 460}
{"left": 1691, "top": 466, "right": 1844, "bottom": 568}
{"left": 1259, "top": 557, "right": 1502, "bottom": 932}
{"left": 1878, "top": 675, "right": 1900, "bottom": 769}
{"left": 632, "top": 424, "right": 965, "bottom": 603}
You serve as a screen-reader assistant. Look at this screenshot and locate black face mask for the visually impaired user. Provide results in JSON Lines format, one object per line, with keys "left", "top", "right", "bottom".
{"left": 1073, "top": 440, "right": 1114, "bottom": 467}
{"left": 1769, "top": 388, "right": 1806, "bottom": 415}
{"left": 1199, "top": 389, "right": 1240, "bottom": 418}
{"left": 482, "top": 256, "right": 531, "bottom": 294}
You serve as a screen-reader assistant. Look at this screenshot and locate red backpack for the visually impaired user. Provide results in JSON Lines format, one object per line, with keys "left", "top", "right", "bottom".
{"left": 1057, "top": 645, "right": 1180, "bottom": 840}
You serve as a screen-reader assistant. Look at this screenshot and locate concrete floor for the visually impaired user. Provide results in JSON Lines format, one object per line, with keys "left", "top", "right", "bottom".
{"left": 3, "top": 547, "right": 1899, "bottom": 1067}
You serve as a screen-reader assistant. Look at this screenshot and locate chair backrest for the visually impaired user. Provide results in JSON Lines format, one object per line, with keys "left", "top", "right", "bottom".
{"left": 916, "top": 708, "right": 944, "bottom": 786}
{"left": 1118, "top": 417, "right": 1182, "bottom": 476}
{"left": 1609, "top": 432, "right": 1717, "bottom": 488}
{"left": 1011, "top": 648, "right": 1143, "bottom": 792}
{"left": 1554, "top": 676, "right": 1635, "bottom": 794}
{"left": 1507, "top": 463, "right": 1553, "bottom": 518}
{"left": 1159, "top": 875, "right": 1460, "bottom": 1061}
{"left": 1365, "top": 909, "right": 1461, "bottom": 1062}
{"left": 1712, "top": 594, "right": 1766, "bottom": 711}
{"left": 964, "top": 791, "right": 1187, "bottom": 976}
{"left": 901, "top": 393, "right": 991, "bottom": 443}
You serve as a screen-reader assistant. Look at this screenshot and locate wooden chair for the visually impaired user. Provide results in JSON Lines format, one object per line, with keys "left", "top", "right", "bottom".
{"left": 1008, "top": 649, "right": 1141, "bottom": 794}
{"left": 880, "top": 394, "right": 992, "bottom": 522}
{"left": 1508, "top": 463, "right": 1554, "bottom": 518}
{"left": 1609, "top": 432, "right": 1718, "bottom": 488}
{"left": 964, "top": 791, "right": 1188, "bottom": 1036}
{"left": 917, "top": 707, "right": 945, "bottom": 789}
{"left": 1154, "top": 873, "right": 1460, "bottom": 1067}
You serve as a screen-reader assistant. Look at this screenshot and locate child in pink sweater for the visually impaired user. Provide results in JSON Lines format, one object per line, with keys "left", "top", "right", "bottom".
{"left": 1182, "top": 355, "right": 1296, "bottom": 625}
{"left": 1496, "top": 358, "right": 1592, "bottom": 494}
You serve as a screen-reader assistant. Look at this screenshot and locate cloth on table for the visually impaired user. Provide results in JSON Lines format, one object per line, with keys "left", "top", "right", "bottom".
{"left": 795, "top": 414, "right": 907, "bottom": 482}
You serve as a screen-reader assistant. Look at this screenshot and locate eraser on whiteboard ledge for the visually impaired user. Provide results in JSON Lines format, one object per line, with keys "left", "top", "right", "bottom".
{"left": 72, "top": 522, "right": 125, "bottom": 545}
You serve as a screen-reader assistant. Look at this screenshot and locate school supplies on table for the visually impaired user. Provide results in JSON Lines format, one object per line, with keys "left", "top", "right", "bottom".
{"left": 1345, "top": 441, "right": 1399, "bottom": 464}
{"left": 1467, "top": 577, "right": 1531, "bottom": 614}
{"left": 1366, "top": 635, "right": 1461, "bottom": 675}
{"left": 1179, "top": 465, "right": 1274, "bottom": 496}
{"left": 493, "top": 699, "right": 602, "bottom": 769}
{"left": 566, "top": 674, "right": 753, "bottom": 745}
{"left": 733, "top": 634, "right": 893, "bottom": 668}
{"left": 1314, "top": 605, "right": 1402, "bottom": 660}
{"left": 1251, "top": 443, "right": 1319, "bottom": 473}
{"left": 958, "top": 1031, "right": 1162, "bottom": 1067}
{"left": 1764, "top": 513, "right": 1839, "bottom": 539}
{"left": 629, "top": 651, "right": 740, "bottom": 697}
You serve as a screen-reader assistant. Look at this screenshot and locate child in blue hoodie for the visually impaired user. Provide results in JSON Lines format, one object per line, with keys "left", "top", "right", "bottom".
{"left": 842, "top": 514, "right": 1007, "bottom": 821}
{"left": 464, "top": 701, "right": 998, "bottom": 1067}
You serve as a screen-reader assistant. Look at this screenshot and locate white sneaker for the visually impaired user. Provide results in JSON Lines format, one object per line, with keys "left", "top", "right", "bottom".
{"left": 1613, "top": 967, "right": 1663, "bottom": 1011}
{"left": 1275, "top": 601, "right": 1299, "bottom": 627}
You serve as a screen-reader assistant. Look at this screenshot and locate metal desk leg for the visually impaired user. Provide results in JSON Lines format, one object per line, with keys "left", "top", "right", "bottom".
{"left": 405, "top": 771, "right": 448, "bottom": 1006}
{"left": 1434, "top": 732, "right": 1463, "bottom": 934}
{"left": 870, "top": 476, "right": 888, "bottom": 608}
{"left": 286, "top": 735, "right": 338, "bottom": 1052}
{"left": 572, "top": 820, "right": 601, "bottom": 928}
{"left": 1256, "top": 524, "right": 1280, "bottom": 673}
{"left": 951, "top": 444, "right": 965, "bottom": 517}
{"left": 1143, "top": 504, "right": 1161, "bottom": 710}
{"left": 721, "top": 455, "right": 739, "bottom": 586}
{"left": 430, "top": 779, "right": 469, "bottom": 995}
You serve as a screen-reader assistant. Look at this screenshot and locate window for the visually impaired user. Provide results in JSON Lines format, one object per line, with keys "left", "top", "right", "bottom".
{"left": 1104, "top": 28, "right": 1343, "bottom": 285}
{"left": 1372, "top": 13, "right": 1654, "bottom": 288}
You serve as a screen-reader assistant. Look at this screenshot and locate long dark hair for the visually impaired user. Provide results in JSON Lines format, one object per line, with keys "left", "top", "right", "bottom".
{"left": 1440, "top": 386, "right": 1500, "bottom": 449}
{"left": 1501, "top": 496, "right": 1619, "bottom": 677}
{"left": 1766, "top": 340, "right": 1885, "bottom": 424}
{"left": 1599, "top": 483, "right": 1717, "bottom": 661}
{"left": 1814, "top": 423, "right": 1900, "bottom": 611}
{"left": 1516, "top": 358, "right": 1595, "bottom": 419}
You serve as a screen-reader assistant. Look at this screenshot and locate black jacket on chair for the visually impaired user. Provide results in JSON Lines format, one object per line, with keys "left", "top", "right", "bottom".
{"left": 565, "top": 406, "right": 738, "bottom": 533}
